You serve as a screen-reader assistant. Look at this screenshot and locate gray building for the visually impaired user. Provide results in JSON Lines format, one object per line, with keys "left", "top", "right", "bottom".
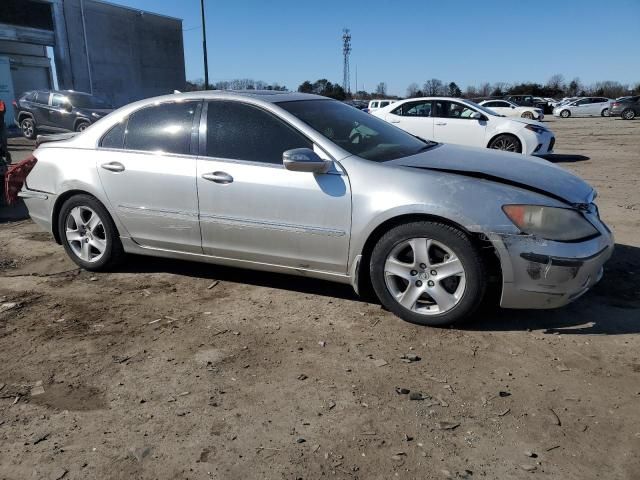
{"left": 0, "top": 0, "right": 186, "bottom": 122}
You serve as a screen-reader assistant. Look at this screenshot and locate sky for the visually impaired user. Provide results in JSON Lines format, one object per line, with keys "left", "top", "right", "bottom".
{"left": 108, "top": 0, "right": 639, "bottom": 96}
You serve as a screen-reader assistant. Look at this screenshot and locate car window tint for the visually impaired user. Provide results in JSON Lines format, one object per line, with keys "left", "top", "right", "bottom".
{"left": 125, "top": 101, "right": 198, "bottom": 155}
{"left": 35, "top": 92, "right": 49, "bottom": 104}
{"left": 446, "top": 102, "right": 476, "bottom": 119}
{"left": 51, "top": 94, "right": 69, "bottom": 108}
{"left": 370, "top": 102, "right": 378, "bottom": 108}
{"left": 206, "top": 101, "right": 312, "bottom": 164}
{"left": 397, "top": 101, "right": 431, "bottom": 117}
{"left": 101, "top": 120, "right": 127, "bottom": 149}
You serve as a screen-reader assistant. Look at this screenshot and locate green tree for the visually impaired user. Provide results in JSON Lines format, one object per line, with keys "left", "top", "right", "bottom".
{"left": 447, "top": 82, "right": 462, "bottom": 97}
{"left": 298, "top": 81, "right": 313, "bottom": 93}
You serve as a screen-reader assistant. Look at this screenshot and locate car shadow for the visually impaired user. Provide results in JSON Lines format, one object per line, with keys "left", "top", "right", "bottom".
{"left": 0, "top": 199, "right": 29, "bottom": 223}
{"left": 119, "top": 254, "right": 363, "bottom": 303}
{"left": 468, "top": 243, "right": 640, "bottom": 335}
{"left": 119, "top": 242, "right": 639, "bottom": 334}
{"left": 540, "top": 154, "right": 590, "bottom": 163}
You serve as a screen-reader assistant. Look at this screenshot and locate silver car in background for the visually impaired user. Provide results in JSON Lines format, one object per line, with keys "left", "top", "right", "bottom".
{"left": 13, "top": 91, "right": 613, "bottom": 326}
{"left": 553, "top": 97, "right": 612, "bottom": 118}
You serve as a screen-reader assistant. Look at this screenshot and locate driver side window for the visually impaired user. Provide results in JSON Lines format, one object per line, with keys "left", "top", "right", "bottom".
{"left": 444, "top": 102, "right": 477, "bottom": 119}
{"left": 51, "top": 94, "right": 69, "bottom": 108}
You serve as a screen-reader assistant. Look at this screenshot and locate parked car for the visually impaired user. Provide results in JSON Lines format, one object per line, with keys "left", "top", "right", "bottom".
{"left": 373, "top": 97, "right": 555, "bottom": 155}
{"left": 552, "top": 97, "right": 612, "bottom": 118}
{"left": 13, "top": 90, "right": 114, "bottom": 140}
{"left": 503, "top": 95, "right": 549, "bottom": 112}
{"left": 366, "top": 99, "right": 396, "bottom": 113}
{"left": 609, "top": 95, "right": 639, "bottom": 120}
{"left": 7, "top": 91, "right": 612, "bottom": 326}
{"left": 478, "top": 99, "right": 544, "bottom": 120}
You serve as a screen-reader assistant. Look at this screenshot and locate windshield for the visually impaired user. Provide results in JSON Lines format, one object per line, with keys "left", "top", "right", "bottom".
{"left": 278, "top": 99, "right": 434, "bottom": 162}
{"left": 69, "top": 94, "right": 113, "bottom": 109}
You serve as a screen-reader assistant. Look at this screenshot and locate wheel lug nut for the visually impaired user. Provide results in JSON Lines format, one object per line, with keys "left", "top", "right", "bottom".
{"left": 427, "top": 280, "right": 435, "bottom": 287}
{"left": 410, "top": 270, "right": 417, "bottom": 276}
{"left": 415, "top": 280, "right": 423, "bottom": 287}
{"left": 420, "top": 263, "right": 427, "bottom": 269}
{"left": 431, "top": 270, "right": 437, "bottom": 276}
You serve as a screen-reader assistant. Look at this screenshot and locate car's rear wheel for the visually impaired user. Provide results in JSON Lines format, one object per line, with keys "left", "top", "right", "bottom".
{"left": 521, "top": 111, "right": 534, "bottom": 119}
{"left": 622, "top": 109, "right": 636, "bottom": 120}
{"left": 75, "top": 121, "right": 90, "bottom": 132}
{"left": 20, "top": 117, "right": 37, "bottom": 140}
{"left": 370, "top": 221, "right": 486, "bottom": 326}
{"left": 488, "top": 134, "right": 522, "bottom": 153}
{"left": 58, "top": 194, "right": 124, "bottom": 271}
{"left": 560, "top": 109, "right": 571, "bottom": 118}
{"left": 601, "top": 108, "right": 609, "bottom": 117}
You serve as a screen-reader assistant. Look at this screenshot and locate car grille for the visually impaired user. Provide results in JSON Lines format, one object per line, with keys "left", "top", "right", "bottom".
{"left": 549, "top": 137, "right": 555, "bottom": 151}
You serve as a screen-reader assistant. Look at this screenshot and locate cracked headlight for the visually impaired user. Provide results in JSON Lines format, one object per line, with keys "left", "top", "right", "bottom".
{"left": 502, "top": 205, "right": 598, "bottom": 241}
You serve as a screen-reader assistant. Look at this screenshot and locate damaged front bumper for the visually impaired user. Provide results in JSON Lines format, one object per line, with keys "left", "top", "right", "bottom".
{"left": 489, "top": 217, "right": 614, "bottom": 309}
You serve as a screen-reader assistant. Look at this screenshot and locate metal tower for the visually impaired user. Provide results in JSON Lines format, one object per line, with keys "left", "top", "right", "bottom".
{"left": 342, "top": 28, "right": 351, "bottom": 94}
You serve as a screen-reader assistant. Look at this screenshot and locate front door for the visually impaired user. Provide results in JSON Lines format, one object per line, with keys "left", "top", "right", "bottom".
{"left": 196, "top": 100, "right": 352, "bottom": 274}
{"left": 96, "top": 100, "right": 202, "bottom": 253}
{"left": 385, "top": 100, "right": 434, "bottom": 141}
{"left": 431, "top": 100, "right": 487, "bottom": 148}
{"left": 32, "top": 91, "right": 51, "bottom": 127}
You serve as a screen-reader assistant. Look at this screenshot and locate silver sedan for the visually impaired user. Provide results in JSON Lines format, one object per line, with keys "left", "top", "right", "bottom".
{"left": 10, "top": 91, "right": 613, "bottom": 326}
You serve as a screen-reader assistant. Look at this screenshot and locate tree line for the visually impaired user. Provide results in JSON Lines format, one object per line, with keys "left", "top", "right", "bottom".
{"left": 185, "top": 78, "right": 287, "bottom": 91}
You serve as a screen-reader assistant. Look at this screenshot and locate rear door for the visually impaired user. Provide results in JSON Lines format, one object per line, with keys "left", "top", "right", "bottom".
{"left": 385, "top": 100, "right": 434, "bottom": 140}
{"left": 95, "top": 100, "right": 202, "bottom": 253}
{"left": 431, "top": 100, "right": 487, "bottom": 147}
{"left": 196, "top": 100, "right": 352, "bottom": 273}
{"left": 32, "top": 91, "right": 51, "bottom": 127}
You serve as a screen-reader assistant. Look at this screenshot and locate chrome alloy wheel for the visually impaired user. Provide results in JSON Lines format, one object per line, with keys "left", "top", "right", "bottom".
{"left": 21, "top": 119, "right": 34, "bottom": 137}
{"left": 65, "top": 206, "right": 107, "bottom": 263}
{"left": 491, "top": 136, "right": 519, "bottom": 152}
{"left": 383, "top": 238, "right": 466, "bottom": 315}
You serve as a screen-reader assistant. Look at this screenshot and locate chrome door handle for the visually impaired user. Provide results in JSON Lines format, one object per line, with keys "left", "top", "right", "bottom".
{"left": 101, "top": 162, "right": 125, "bottom": 172}
{"left": 435, "top": 122, "right": 447, "bottom": 126}
{"left": 202, "top": 171, "right": 233, "bottom": 184}
{"left": 390, "top": 119, "right": 401, "bottom": 123}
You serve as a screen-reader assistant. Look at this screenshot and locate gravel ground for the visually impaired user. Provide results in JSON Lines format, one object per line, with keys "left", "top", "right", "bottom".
{"left": 1, "top": 116, "right": 639, "bottom": 480}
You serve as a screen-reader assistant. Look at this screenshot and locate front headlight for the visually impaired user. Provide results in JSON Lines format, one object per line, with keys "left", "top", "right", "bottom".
{"left": 502, "top": 205, "right": 598, "bottom": 241}
{"left": 524, "top": 124, "right": 546, "bottom": 134}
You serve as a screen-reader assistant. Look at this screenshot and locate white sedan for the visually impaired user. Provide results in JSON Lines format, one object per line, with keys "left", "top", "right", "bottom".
{"left": 478, "top": 99, "right": 544, "bottom": 120}
{"left": 373, "top": 97, "right": 555, "bottom": 155}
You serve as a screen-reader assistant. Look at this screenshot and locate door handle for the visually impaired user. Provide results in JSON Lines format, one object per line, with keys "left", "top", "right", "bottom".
{"left": 100, "top": 162, "right": 125, "bottom": 172}
{"left": 435, "top": 122, "right": 447, "bottom": 126}
{"left": 202, "top": 171, "right": 233, "bottom": 184}
{"left": 390, "top": 119, "right": 401, "bottom": 123}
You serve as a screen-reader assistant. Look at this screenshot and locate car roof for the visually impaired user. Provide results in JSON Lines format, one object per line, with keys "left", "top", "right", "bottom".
{"left": 149, "top": 90, "right": 327, "bottom": 104}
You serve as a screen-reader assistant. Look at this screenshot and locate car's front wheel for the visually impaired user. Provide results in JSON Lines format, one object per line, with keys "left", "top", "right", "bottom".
{"left": 560, "top": 109, "right": 571, "bottom": 118}
{"left": 601, "top": 108, "right": 609, "bottom": 117}
{"left": 20, "top": 117, "right": 37, "bottom": 140}
{"left": 58, "top": 194, "right": 124, "bottom": 271}
{"left": 488, "top": 134, "right": 522, "bottom": 153}
{"left": 75, "top": 121, "right": 90, "bottom": 132}
{"left": 370, "top": 221, "right": 487, "bottom": 326}
{"left": 622, "top": 109, "right": 636, "bottom": 120}
{"left": 521, "top": 111, "right": 534, "bottom": 119}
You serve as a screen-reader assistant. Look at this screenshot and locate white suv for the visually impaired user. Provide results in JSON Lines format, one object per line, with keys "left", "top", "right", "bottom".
{"left": 373, "top": 97, "right": 555, "bottom": 155}
{"left": 367, "top": 99, "right": 396, "bottom": 113}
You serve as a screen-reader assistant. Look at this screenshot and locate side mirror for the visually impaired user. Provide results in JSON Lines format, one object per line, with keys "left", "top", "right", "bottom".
{"left": 283, "top": 148, "right": 332, "bottom": 174}
{"left": 470, "top": 111, "right": 483, "bottom": 120}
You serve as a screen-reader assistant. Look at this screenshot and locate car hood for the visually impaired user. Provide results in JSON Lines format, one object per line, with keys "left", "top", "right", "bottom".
{"left": 387, "top": 143, "right": 594, "bottom": 204}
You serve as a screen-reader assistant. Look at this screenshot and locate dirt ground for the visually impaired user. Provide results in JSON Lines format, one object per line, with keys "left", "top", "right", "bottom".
{"left": 1, "top": 117, "right": 639, "bottom": 480}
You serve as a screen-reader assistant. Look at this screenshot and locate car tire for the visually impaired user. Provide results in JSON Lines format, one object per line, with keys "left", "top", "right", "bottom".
{"left": 20, "top": 117, "right": 37, "bottom": 140}
{"left": 622, "top": 109, "right": 636, "bottom": 120}
{"left": 58, "top": 194, "right": 125, "bottom": 271}
{"left": 75, "top": 121, "right": 90, "bottom": 132}
{"left": 560, "top": 109, "right": 571, "bottom": 118}
{"left": 488, "top": 134, "right": 522, "bottom": 153}
{"left": 370, "top": 221, "right": 487, "bottom": 326}
{"left": 521, "top": 111, "right": 534, "bottom": 119}
{"left": 601, "top": 108, "right": 609, "bottom": 117}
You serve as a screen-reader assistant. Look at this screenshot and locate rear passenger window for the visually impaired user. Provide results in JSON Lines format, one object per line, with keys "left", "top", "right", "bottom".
{"left": 35, "top": 92, "right": 49, "bottom": 104}
{"left": 206, "top": 101, "right": 312, "bottom": 164}
{"left": 125, "top": 101, "right": 198, "bottom": 155}
{"left": 100, "top": 120, "right": 126, "bottom": 149}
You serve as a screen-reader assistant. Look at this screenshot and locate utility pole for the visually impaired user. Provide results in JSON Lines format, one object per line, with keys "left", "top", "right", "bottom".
{"left": 200, "top": 0, "right": 209, "bottom": 90}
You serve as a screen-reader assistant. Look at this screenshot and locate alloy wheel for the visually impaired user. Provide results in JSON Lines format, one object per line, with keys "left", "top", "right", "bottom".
{"left": 522, "top": 111, "right": 533, "bottom": 119}
{"left": 560, "top": 110, "right": 570, "bottom": 118}
{"left": 65, "top": 206, "right": 107, "bottom": 263}
{"left": 383, "top": 237, "right": 466, "bottom": 315}
{"left": 21, "top": 119, "right": 34, "bottom": 138}
{"left": 623, "top": 109, "right": 635, "bottom": 120}
{"left": 77, "top": 123, "right": 89, "bottom": 132}
{"left": 602, "top": 108, "right": 609, "bottom": 117}
{"left": 491, "top": 137, "right": 519, "bottom": 152}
